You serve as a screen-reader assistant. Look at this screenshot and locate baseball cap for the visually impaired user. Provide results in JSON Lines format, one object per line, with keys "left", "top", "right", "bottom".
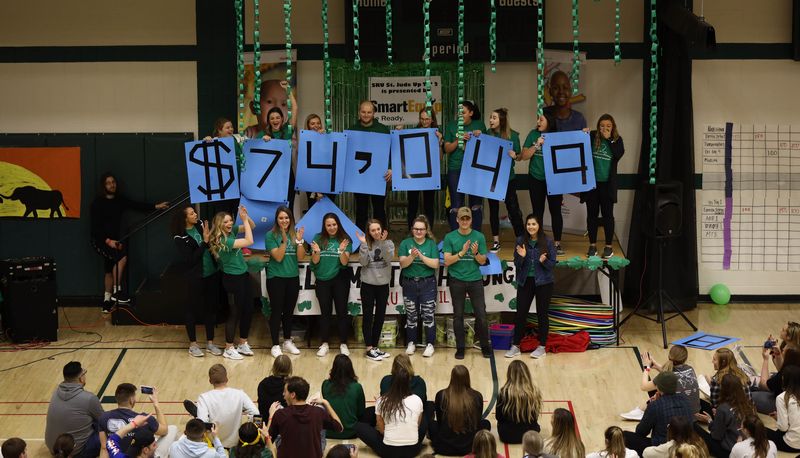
{"left": 125, "top": 428, "right": 155, "bottom": 456}
{"left": 457, "top": 207, "right": 472, "bottom": 219}
{"left": 653, "top": 371, "right": 678, "bottom": 394}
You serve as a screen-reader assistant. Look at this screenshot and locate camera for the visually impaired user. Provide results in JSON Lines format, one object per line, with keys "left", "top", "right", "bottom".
{"left": 140, "top": 386, "right": 154, "bottom": 395}
{"left": 253, "top": 415, "right": 263, "bottom": 427}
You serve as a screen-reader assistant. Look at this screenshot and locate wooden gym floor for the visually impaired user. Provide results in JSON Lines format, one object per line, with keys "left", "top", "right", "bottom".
{"left": 1, "top": 302, "right": 797, "bottom": 457}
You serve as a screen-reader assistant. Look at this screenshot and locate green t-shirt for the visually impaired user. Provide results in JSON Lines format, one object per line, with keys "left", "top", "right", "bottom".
{"left": 348, "top": 121, "right": 390, "bottom": 134}
{"left": 399, "top": 237, "right": 438, "bottom": 279}
{"left": 527, "top": 240, "right": 538, "bottom": 278}
{"left": 321, "top": 380, "right": 366, "bottom": 439}
{"left": 255, "top": 128, "right": 292, "bottom": 140}
{"left": 311, "top": 234, "right": 351, "bottom": 281}
{"left": 523, "top": 129, "right": 546, "bottom": 181}
{"left": 442, "top": 229, "right": 487, "bottom": 282}
{"left": 484, "top": 129, "right": 521, "bottom": 180}
{"left": 186, "top": 227, "right": 217, "bottom": 278}
{"left": 444, "top": 119, "right": 487, "bottom": 171}
{"left": 593, "top": 137, "right": 613, "bottom": 182}
{"left": 265, "top": 231, "right": 299, "bottom": 279}
{"left": 217, "top": 232, "right": 248, "bottom": 275}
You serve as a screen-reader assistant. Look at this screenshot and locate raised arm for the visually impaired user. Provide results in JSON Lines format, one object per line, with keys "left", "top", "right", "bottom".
{"left": 232, "top": 206, "right": 254, "bottom": 249}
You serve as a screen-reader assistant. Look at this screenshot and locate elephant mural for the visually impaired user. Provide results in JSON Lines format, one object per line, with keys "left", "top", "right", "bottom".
{"left": 0, "top": 186, "right": 69, "bottom": 218}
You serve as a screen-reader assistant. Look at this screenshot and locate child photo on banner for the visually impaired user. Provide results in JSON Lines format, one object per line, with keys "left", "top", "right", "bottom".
{"left": 457, "top": 134, "right": 514, "bottom": 201}
{"left": 390, "top": 128, "right": 441, "bottom": 191}
{"left": 542, "top": 130, "right": 595, "bottom": 195}
{"left": 295, "top": 130, "right": 347, "bottom": 195}
{"left": 342, "top": 130, "right": 391, "bottom": 195}
{"left": 184, "top": 137, "right": 240, "bottom": 204}
{"left": 240, "top": 138, "right": 292, "bottom": 203}
{"left": 241, "top": 50, "right": 298, "bottom": 139}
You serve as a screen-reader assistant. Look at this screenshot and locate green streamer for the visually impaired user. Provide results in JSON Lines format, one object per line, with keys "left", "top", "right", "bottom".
{"left": 457, "top": 0, "right": 465, "bottom": 148}
{"left": 614, "top": 0, "right": 622, "bottom": 64}
{"left": 536, "top": 0, "right": 544, "bottom": 117}
{"left": 235, "top": 0, "right": 245, "bottom": 134}
{"left": 386, "top": 0, "right": 393, "bottom": 65}
{"left": 570, "top": 0, "right": 580, "bottom": 95}
{"left": 253, "top": 0, "right": 262, "bottom": 115}
{"left": 284, "top": 0, "right": 293, "bottom": 136}
{"left": 423, "top": 0, "right": 432, "bottom": 109}
{"left": 352, "top": 0, "right": 361, "bottom": 70}
{"left": 322, "top": 0, "right": 332, "bottom": 131}
{"left": 489, "top": 0, "right": 497, "bottom": 73}
{"left": 648, "top": 0, "right": 658, "bottom": 184}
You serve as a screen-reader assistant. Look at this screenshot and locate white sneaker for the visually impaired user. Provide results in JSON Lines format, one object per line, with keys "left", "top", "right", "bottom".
{"left": 283, "top": 339, "right": 301, "bottom": 355}
{"left": 236, "top": 342, "right": 254, "bottom": 356}
{"left": 530, "top": 345, "right": 546, "bottom": 359}
{"left": 505, "top": 345, "right": 521, "bottom": 358}
{"left": 423, "top": 344, "right": 435, "bottom": 357}
{"left": 317, "top": 342, "right": 329, "bottom": 357}
{"left": 340, "top": 343, "right": 350, "bottom": 356}
{"left": 620, "top": 406, "right": 645, "bottom": 421}
{"left": 406, "top": 342, "right": 416, "bottom": 355}
{"left": 271, "top": 345, "right": 282, "bottom": 357}
{"left": 375, "top": 348, "right": 391, "bottom": 360}
{"left": 223, "top": 347, "right": 243, "bottom": 360}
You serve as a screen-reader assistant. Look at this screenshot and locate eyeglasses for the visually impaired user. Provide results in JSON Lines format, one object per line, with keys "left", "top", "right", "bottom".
{"left": 412, "top": 227, "right": 427, "bottom": 231}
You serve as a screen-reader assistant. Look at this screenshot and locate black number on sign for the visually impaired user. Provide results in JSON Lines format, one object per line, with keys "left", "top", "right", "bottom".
{"left": 188, "top": 140, "right": 236, "bottom": 199}
{"left": 355, "top": 151, "right": 372, "bottom": 174}
{"left": 305, "top": 140, "right": 339, "bottom": 193}
{"left": 399, "top": 132, "right": 432, "bottom": 179}
{"left": 469, "top": 138, "right": 504, "bottom": 193}
{"left": 550, "top": 143, "right": 588, "bottom": 184}
{"left": 252, "top": 148, "right": 283, "bottom": 188}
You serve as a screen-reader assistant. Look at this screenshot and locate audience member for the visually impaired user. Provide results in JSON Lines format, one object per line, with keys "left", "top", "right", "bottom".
{"left": 196, "top": 364, "right": 259, "bottom": 448}
{"left": 624, "top": 345, "right": 699, "bottom": 418}
{"left": 673, "top": 443, "right": 705, "bottom": 458}
{"left": 545, "top": 408, "right": 585, "bottom": 458}
{"left": 464, "top": 429, "right": 504, "bottom": 458}
{"left": 702, "top": 347, "right": 751, "bottom": 413}
{"left": 45, "top": 362, "right": 104, "bottom": 458}
{"left": 521, "top": 431, "right": 557, "bottom": 458}
{"left": 642, "top": 416, "right": 708, "bottom": 458}
{"left": 257, "top": 355, "right": 292, "bottom": 415}
{"left": 495, "top": 360, "right": 542, "bottom": 443}
{"left": 229, "top": 422, "right": 274, "bottom": 458}
{"left": 429, "top": 365, "right": 490, "bottom": 456}
{"left": 325, "top": 444, "right": 358, "bottom": 458}
{"left": 53, "top": 434, "right": 76, "bottom": 458}
{"left": 755, "top": 346, "right": 800, "bottom": 414}
{"left": 105, "top": 414, "right": 157, "bottom": 458}
{"left": 730, "top": 414, "right": 777, "bottom": 458}
{"left": 379, "top": 354, "right": 428, "bottom": 403}
{"left": 168, "top": 419, "right": 226, "bottom": 458}
{"left": 99, "top": 384, "right": 176, "bottom": 458}
{"left": 586, "top": 426, "right": 637, "bottom": 458}
{"left": 766, "top": 365, "right": 800, "bottom": 452}
{"left": 322, "top": 355, "right": 366, "bottom": 439}
{"left": 694, "top": 373, "right": 755, "bottom": 457}
{"left": 1, "top": 438, "right": 27, "bottom": 458}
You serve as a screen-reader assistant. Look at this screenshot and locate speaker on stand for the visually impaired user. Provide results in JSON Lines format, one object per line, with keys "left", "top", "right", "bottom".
{"left": 620, "top": 181, "right": 696, "bottom": 348}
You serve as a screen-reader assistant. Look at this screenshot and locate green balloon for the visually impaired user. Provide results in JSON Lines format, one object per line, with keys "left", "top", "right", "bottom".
{"left": 709, "top": 283, "right": 731, "bottom": 305}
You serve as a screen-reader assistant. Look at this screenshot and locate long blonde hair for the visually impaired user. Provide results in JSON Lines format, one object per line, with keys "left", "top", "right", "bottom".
{"left": 602, "top": 426, "right": 626, "bottom": 458}
{"left": 713, "top": 348, "right": 749, "bottom": 386}
{"left": 470, "top": 430, "right": 497, "bottom": 458}
{"left": 674, "top": 443, "right": 705, "bottom": 458}
{"left": 662, "top": 345, "right": 689, "bottom": 372}
{"left": 546, "top": 408, "right": 585, "bottom": 458}
{"left": 208, "top": 212, "right": 233, "bottom": 259}
{"left": 498, "top": 360, "right": 543, "bottom": 424}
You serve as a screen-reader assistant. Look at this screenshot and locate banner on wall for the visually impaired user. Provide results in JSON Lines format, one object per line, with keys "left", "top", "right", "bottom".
{"left": 241, "top": 50, "right": 298, "bottom": 139}
{"left": 543, "top": 50, "right": 588, "bottom": 111}
{"left": 368, "top": 76, "right": 443, "bottom": 126}
{"left": 0, "top": 147, "right": 81, "bottom": 218}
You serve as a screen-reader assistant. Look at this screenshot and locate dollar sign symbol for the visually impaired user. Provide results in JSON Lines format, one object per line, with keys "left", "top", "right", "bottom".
{"left": 189, "top": 141, "right": 236, "bottom": 199}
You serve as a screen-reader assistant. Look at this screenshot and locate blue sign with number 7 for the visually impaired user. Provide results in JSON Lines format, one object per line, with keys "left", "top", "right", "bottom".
{"left": 240, "top": 138, "right": 292, "bottom": 202}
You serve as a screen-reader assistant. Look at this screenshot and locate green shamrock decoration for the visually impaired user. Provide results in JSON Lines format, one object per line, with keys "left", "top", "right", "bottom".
{"left": 260, "top": 297, "right": 271, "bottom": 317}
{"left": 297, "top": 300, "right": 313, "bottom": 312}
{"left": 494, "top": 293, "right": 504, "bottom": 303}
{"left": 509, "top": 297, "right": 517, "bottom": 310}
{"left": 348, "top": 302, "right": 362, "bottom": 316}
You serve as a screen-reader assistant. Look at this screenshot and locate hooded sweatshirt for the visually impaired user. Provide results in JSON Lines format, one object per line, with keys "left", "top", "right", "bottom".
{"left": 268, "top": 404, "right": 342, "bottom": 458}
{"left": 359, "top": 239, "right": 394, "bottom": 286}
{"left": 45, "top": 382, "right": 104, "bottom": 453}
{"left": 196, "top": 387, "right": 259, "bottom": 448}
{"left": 168, "top": 435, "right": 226, "bottom": 458}
{"left": 257, "top": 375, "right": 287, "bottom": 415}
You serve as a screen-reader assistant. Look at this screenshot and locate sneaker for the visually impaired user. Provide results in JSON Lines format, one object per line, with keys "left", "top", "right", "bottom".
{"left": 111, "top": 291, "right": 131, "bottom": 304}
{"left": 282, "top": 339, "right": 301, "bottom": 355}
{"left": 481, "top": 347, "right": 493, "bottom": 358}
{"left": 366, "top": 348, "right": 382, "bottom": 361}
{"left": 455, "top": 348, "right": 465, "bottom": 360}
{"left": 620, "top": 406, "right": 645, "bottom": 421}
{"left": 601, "top": 246, "right": 614, "bottom": 258}
{"left": 271, "top": 345, "right": 282, "bottom": 357}
{"left": 375, "top": 348, "right": 391, "bottom": 359}
{"left": 102, "top": 300, "right": 114, "bottom": 314}
{"left": 340, "top": 343, "right": 350, "bottom": 356}
{"left": 406, "top": 342, "right": 416, "bottom": 355}
{"left": 491, "top": 240, "right": 501, "bottom": 252}
{"left": 530, "top": 345, "right": 546, "bottom": 359}
{"left": 183, "top": 400, "right": 198, "bottom": 418}
{"left": 423, "top": 344, "right": 435, "bottom": 357}
{"left": 317, "top": 343, "right": 329, "bottom": 357}
{"left": 555, "top": 244, "right": 565, "bottom": 256}
{"left": 223, "top": 347, "right": 243, "bottom": 360}
{"left": 587, "top": 245, "right": 598, "bottom": 257}
{"left": 189, "top": 345, "right": 204, "bottom": 357}
{"left": 206, "top": 343, "right": 223, "bottom": 356}
{"left": 236, "top": 342, "right": 254, "bottom": 356}
{"left": 505, "top": 345, "right": 521, "bottom": 358}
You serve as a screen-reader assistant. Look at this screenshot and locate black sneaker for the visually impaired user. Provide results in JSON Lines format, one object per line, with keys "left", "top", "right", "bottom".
{"left": 455, "top": 348, "right": 465, "bottom": 360}
{"left": 183, "top": 399, "right": 198, "bottom": 418}
{"left": 491, "top": 240, "right": 501, "bottom": 252}
{"left": 481, "top": 347, "right": 492, "bottom": 358}
{"left": 112, "top": 291, "right": 131, "bottom": 304}
{"left": 365, "top": 348, "right": 382, "bottom": 361}
{"left": 555, "top": 244, "right": 565, "bottom": 256}
{"left": 602, "top": 246, "right": 614, "bottom": 258}
{"left": 101, "top": 301, "right": 114, "bottom": 314}
{"left": 587, "top": 245, "right": 598, "bottom": 257}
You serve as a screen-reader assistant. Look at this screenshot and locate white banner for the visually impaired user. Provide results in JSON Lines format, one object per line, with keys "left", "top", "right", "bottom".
{"left": 369, "top": 76, "right": 443, "bottom": 126}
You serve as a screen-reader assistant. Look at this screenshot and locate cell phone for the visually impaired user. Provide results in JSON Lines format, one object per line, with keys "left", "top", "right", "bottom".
{"left": 140, "top": 386, "right": 154, "bottom": 395}
{"left": 345, "top": 444, "right": 357, "bottom": 452}
{"left": 764, "top": 340, "right": 776, "bottom": 349}
{"left": 253, "top": 415, "right": 263, "bottom": 427}
{"left": 204, "top": 422, "right": 214, "bottom": 431}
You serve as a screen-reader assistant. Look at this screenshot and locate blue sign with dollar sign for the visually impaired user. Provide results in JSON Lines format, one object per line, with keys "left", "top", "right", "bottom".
{"left": 184, "top": 137, "right": 240, "bottom": 204}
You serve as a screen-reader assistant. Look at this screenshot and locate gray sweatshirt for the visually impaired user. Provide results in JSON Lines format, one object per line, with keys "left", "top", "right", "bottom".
{"left": 169, "top": 435, "right": 227, "bottom": 458}
{"left": 359, "top": 239, "right": 395, "bottom": 285}
{"left": 45, "top": 382, "right": 104, "bottom": 453}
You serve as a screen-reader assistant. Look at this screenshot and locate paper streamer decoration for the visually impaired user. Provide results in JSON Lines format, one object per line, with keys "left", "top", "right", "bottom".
{"left": 479, "top": 252, "right": 503, "bottom": 276}
{"left": 390, "top": 128, "right": 441, "bottom": 191}
{"left": 295, "top": 196, "right": 361, "bottom": 252}
{"left": 342, "top": 130, "right": 391, "bottom": 196}
{"left": 240, "top": 139, "right": 292, "bottom": 202}
{"left": 456, "top": 134, "right": 513, "bottom": 200}
{"left": 542, "top": 130, "right": 595, "bottom": 195}
{"left": 234, "top": 195, "right": 288, "bottom": 250}
{"left": 295, "top": 130, "right": 347, "bottom": 194}
{"left": 184, "top": 137, "right": 240, "bottom": 204}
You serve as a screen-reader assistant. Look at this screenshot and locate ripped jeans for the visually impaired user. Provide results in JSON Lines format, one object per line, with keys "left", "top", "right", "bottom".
{"left": 403, "top": 275, "right": 437, "bottom": 345}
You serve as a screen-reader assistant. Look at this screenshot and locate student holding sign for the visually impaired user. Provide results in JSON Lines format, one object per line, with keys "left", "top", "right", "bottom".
{"left": 203, "top": 118, "right": 244, "bottom": 171}
{"left": 303, "top": 114, "right": 333, "bottom": 209}
{"left": 521, "top": 113, "right": 565, "bottom": 256}
{"left": 208, "top": 206, "right": 256, "bottom": 360}
{"left": 477, "top": 108, "right": 525, "bottom": 251}
{"left": 399, "top": 216, "right": 440, "bottom": 358}
{"left": 349, "top": 101, "right": 392, "bottom": 229}
{"left": 584, "top": 114, "right": 625, "bottom": 258}
{"left": 406, "top": 107, "right": 443, "bottom": 228}
{"left": 257, "top": 105, "right": 297, "bottom": 211}
{"left": 444, "top": 101, "right": 487, "bottom": 231}
{"left": 443, "top": 207, "right": 491, "bottom": 360}
{"left": 311, "top": 213, "right": 353, "bottom": 357}
{"left": 357, "top": 219, "right": 395, "bottom": 362}
{"left": 265, "top": 206, "right": 306, "bottom": 358}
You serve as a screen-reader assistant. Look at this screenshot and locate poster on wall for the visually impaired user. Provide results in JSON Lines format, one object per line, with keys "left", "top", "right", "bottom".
{"left": 0, "top": 147, "right": 81, "bottom": 218}
{"left": 240, "top": 50, "right": 299, "bottom": 139}
{"left": 542, "top": 50, "right": 588, "bottom": 113}
{"left": 368, "top": 76, "right": 443, "bottom": 126}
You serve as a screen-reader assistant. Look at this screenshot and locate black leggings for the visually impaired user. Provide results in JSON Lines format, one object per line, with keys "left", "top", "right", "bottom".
{"left": 266, "top": 276, "right": 300, "bottom": 345}
{"left": 585, "top": 181, "right": 615, "bottom": 245}
{"left": 361, "top": 283, "right": 389, "bottom": 347}
{"left": 221, "top": 272, "right": 252, "bottom": 344}
{"left": 316, "top": 269, "right": 351, "bottom": 343}
{"left": 529, "top": 177, "right": 563, "bottom": 241}
{"left": 355, "top": 193, "right": 387, "bottom": 229}
{"left": 489, "top": 178, "right": 524, "bottom": 237}
{"left": 407, "top": 190, "right": 436, "bottom": 228}
{"left": 513, "top": 280, "right": 553, "bottom": 346}
{"left": 185, "top": 273, "right": 220, "bottom": 342}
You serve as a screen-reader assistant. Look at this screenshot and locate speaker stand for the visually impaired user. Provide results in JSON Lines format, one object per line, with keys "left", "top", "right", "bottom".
{"left": 619, "top": 238, "right": 697, "bottom": 348}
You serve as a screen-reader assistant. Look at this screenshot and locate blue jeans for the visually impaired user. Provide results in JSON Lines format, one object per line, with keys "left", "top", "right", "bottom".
{"left": 402, "top": 276, "right": 437, "bottom": 344}
{"left": 447, "top": 170, "right": 483, "bottom": 230}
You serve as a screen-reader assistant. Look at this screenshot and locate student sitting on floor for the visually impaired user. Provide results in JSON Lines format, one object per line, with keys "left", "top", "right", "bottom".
{"left": 642, "top": 415, "right": 709, "bottom": 458}
{"left": 545, "top": 408, "right": 585, "bottom": 458}
{"left": 495, "top": 360, "right": 543, "bottom": 444}
{"left": 429, "top": 365, "right": 490, "bottom": 456}
{"left": 464, "top": 430, "right": 505, "bottom": 458}
{"left": 586, "top": 426, "right": 638, "bottom": 458}
{"left": 168, "top": 419, "right": 226, "bottom": 458}
{"left": 694, "top": 373, "right": 755, "bottom": 458}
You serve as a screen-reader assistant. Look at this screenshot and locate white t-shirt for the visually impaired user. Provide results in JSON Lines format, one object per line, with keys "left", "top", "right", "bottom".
{"left": 729, "top": 437, "right": 778, "bottom": 458}
{"left": 376, "top": 394, "right": 422, "bottom": 446}
{"left": 196, "top": 387, "right": 259, "bottom": 448}
{"left": 776, "top": 392, "right": 800, "bottom": 449}
{"left": 586, "top": 449, "right": 639, "bottom": 458}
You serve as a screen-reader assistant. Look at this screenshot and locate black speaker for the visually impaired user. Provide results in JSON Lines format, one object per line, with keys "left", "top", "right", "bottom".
{"left": 1, "top": 258, "right": 58, "bottom": 342}
{"left": 643, "top": 181, "right": 683, "bottom": 238}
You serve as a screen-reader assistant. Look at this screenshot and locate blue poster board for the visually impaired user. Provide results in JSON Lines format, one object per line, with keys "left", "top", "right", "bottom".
{"left": 457, "top": 135, "right": 513, "bottom": 200}
{"left": 240, "top": 139, "right": 292, "bottom": 202}
{"left": 542, "top": 130, "right": 596, "bottom": 195}
{"left": 295, "top": 196, "right": 362, "bottom": 252}
{"left": 342, "top": 130, "right": 391, "bottom": 195}
{"left": 234, "top": 195, "right": 288, "bottom": 250}
{"left": 184, "top": 137, "right": 240, "bottom": 204}
{"left": 295, "top": 130, "right": 347, "bottom": 194}
{"left": 671, "top": 332, "right": 740, "bottom": 351}
{"left": 479, "top": 252, "right": 504, "bottom": 276}
{"left": 390, "top": 128, "right": 441, "bottom": 191}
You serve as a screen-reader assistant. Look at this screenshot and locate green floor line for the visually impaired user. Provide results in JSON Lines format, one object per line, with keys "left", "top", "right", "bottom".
{"left": 96, "top": 349, "right": 126, "bottom": 400}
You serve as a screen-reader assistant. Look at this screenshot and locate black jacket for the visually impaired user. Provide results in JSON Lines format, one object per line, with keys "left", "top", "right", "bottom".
{"left": 584, "top": 131, "right": 625, "bottom": 203}
{"left": 172, "top": 222, "right": 208, "bottom": 278}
